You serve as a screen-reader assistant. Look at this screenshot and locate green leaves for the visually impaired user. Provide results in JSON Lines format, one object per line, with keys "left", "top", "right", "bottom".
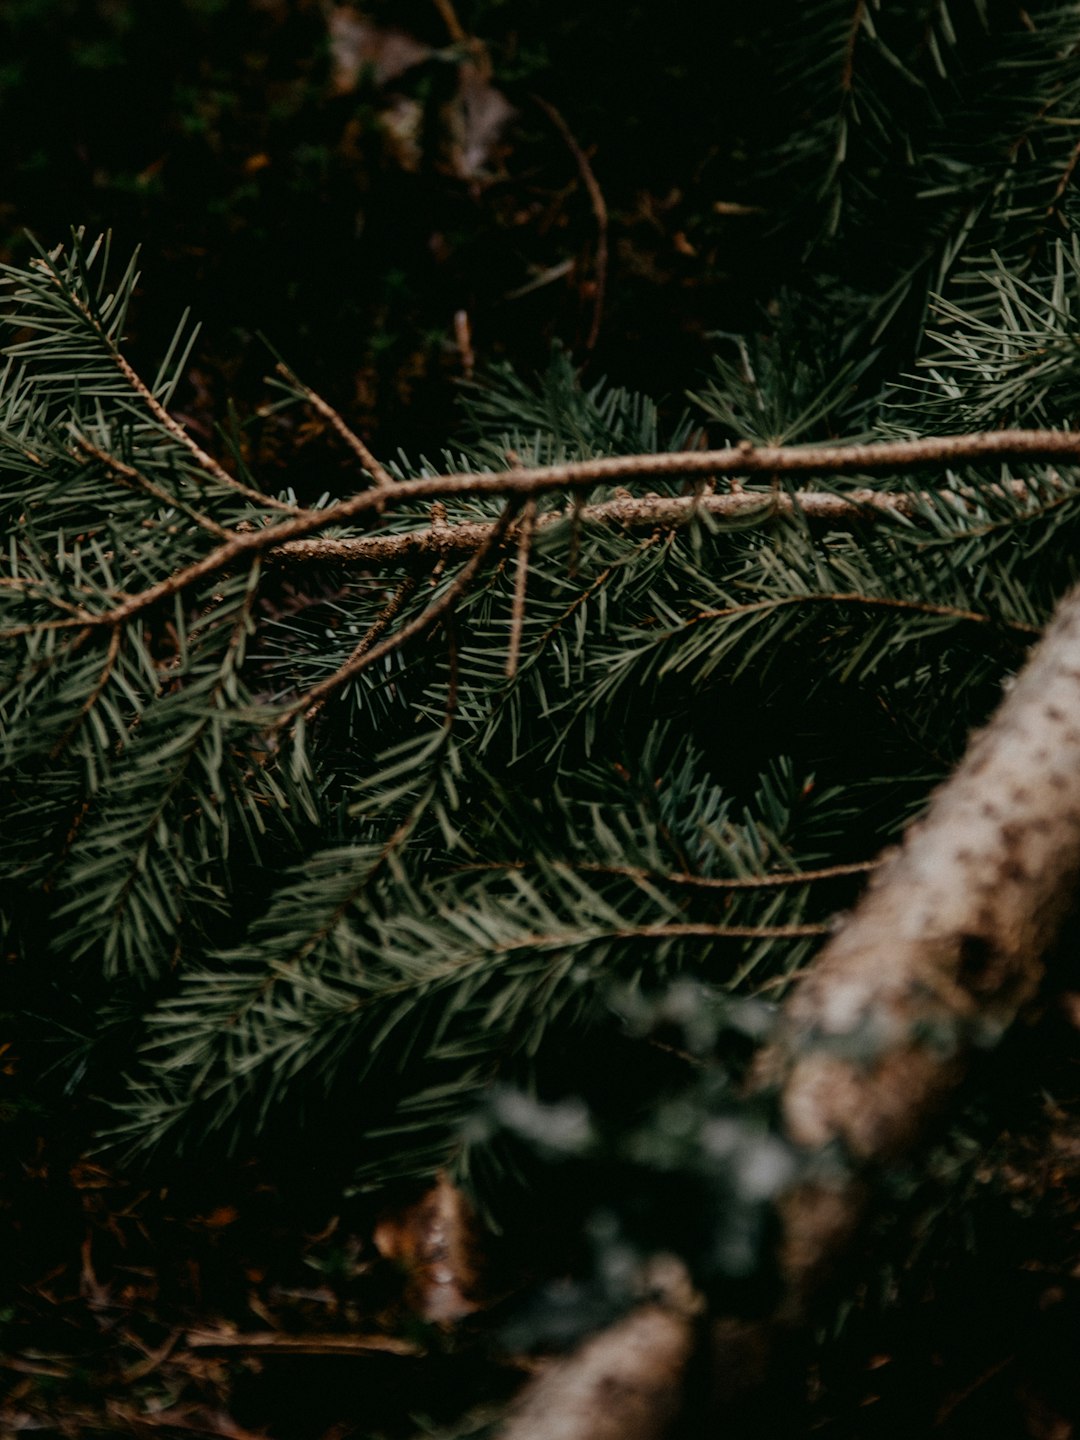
{"left": 6, "top": 180, "right": 1080, "bottom": 1205}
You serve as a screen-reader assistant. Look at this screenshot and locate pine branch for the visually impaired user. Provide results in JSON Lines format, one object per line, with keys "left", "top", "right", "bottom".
{"left": 8, "top": 434, "right": 1080, "bottom": 639}
{"left": 273, "top": 362, "right": 396, "bottom": 489}
{"left": 24, "top": 247, "right": 300, "bottom": 514}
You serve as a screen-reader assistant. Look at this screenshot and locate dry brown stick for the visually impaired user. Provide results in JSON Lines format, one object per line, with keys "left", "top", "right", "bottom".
{"left": 6, "top": 430, "right": 1079, "bottom": 639}
{"left": 276, "top": 363, "right": 396, "bottom": 488}
{"left": 505, "top": 498, "right": 536, "bottom": 678}
{"left": 265, "top": 478, "right": 1047, "bottom": 569}
{"left": 432, "top": 0, "right": 468, "bottom": 44}
{"left": 534, "top": 96, "right": 609, "bottom": 351}
{"left": 186, "top": 1328, "right": 420, "bottom": 1358}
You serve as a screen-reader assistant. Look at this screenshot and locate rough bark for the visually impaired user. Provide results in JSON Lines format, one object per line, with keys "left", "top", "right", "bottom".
{"left": 497, "top": 578, "right": 1080, "bottom": 1439}
{"left": 268, "top": 480, "right": 1038, "bottom": 568}
{"left": 496, "top": 1304, "right": 697, "bottom": 1440}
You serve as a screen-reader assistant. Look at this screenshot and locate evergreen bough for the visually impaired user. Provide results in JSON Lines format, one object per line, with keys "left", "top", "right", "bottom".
{"left": 8, "top": 0, "right": 1080, "bottom": 1388}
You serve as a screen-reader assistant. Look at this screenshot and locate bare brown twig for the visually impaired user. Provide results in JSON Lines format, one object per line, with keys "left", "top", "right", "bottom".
{"left": 432, "top": 0, "right": 468, "bottom": 45}
{"left": 277, "top": 363, "right": 396, "bottom": 488}
{"left": 534, "top": 96, "right": 609, "bottom": 351}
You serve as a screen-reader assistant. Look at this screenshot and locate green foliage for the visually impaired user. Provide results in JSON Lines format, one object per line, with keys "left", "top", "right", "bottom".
{"left": 8, "top": 2, "right": 1080, "bottom": 1342}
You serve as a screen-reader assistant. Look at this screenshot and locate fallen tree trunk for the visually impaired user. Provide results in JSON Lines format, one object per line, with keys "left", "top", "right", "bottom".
{"left": 499, "top": 577, "right": 1080, "bottom": 1438}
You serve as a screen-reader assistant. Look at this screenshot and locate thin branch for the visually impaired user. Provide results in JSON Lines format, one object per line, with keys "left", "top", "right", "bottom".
{"left": 0, "top": 576, "right": 98, "bottom": 623}
{"left": 276, "top": 363, "right": 395, "bottom": 488}
{"left": 432, "top": 0, "right": 468, "bottom": 44}
{"left": 72, "top": 436, "right": 235, "bottom": 539}
{"left": 45, "top": 263, "right": 300, "bottom": 513}
{"left": 491, "top": 921, "right": 832, "bottom": 945}
{"left": 187, "top": 1329, "right": 420, "bottom": 1358}
{"left": 458, "top": 858, "right": 879, "bottom": 890}
{"left": 506, "top": 498, "right": 535, "bottom": 678}
{"left": 275, "top": 504, "right": 518, "bottom": 722}
{"left": 6, "top": 429, "right": 1080, "bottom": 638}
{"left": 50, "top": 623, "right": 122, "bottom": 759}
{"left": 534, "top": 96, "right": 609, "bottom": 351}
{"left": 294, "top": 575, "right": 419, "bottom": 725}
{"left": 266, "top": 477, "right": 1046, "bottom": 569}
{"left": 841, "top": 0, "right": 866, "bottom": 91}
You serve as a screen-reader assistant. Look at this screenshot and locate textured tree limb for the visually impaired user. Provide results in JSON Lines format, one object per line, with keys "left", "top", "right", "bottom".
{"left": 266, "top": 476, "right": 1042, "bottom": 568}
{"left": 762, "top": 574, "right": 1080, "bottom": 1312}
{"left": 498, "top": 577, "right": 1080, "bottom": 1439}
{"left": 498, "top": 1304, "right": 698, "bottom": 1440}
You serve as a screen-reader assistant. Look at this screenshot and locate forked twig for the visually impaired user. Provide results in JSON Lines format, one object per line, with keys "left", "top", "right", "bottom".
{"left": 6, "top": 429, "right": 1080, "bottom": 640}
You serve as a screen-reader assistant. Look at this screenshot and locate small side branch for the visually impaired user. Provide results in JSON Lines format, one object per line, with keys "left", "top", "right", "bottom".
{"left": 72, "top": 436, "right": 234, "bottom": 539}
{"left": 276, "top": 504, "right": 519, "bottom": 722}
{"left": 276, "top": 363, "right": 396, "bottom": 489}
{"left": 52, "top": 272, "right": 299, "bottom": 514}
{"left": 292, "top": 575, "right": 419, "bottom": 725}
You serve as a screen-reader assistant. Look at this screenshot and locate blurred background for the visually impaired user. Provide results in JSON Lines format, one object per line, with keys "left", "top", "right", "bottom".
{"left": 0, "top": 0, "right": 784, "bottom": 462}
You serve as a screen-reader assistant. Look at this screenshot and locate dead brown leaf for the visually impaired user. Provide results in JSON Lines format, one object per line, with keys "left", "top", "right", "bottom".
{"left": 328, "top": 8, "right": 432, "bottom": 95}
{"left": 373, "top": 1173, "right": 483, "bottom": 1324}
